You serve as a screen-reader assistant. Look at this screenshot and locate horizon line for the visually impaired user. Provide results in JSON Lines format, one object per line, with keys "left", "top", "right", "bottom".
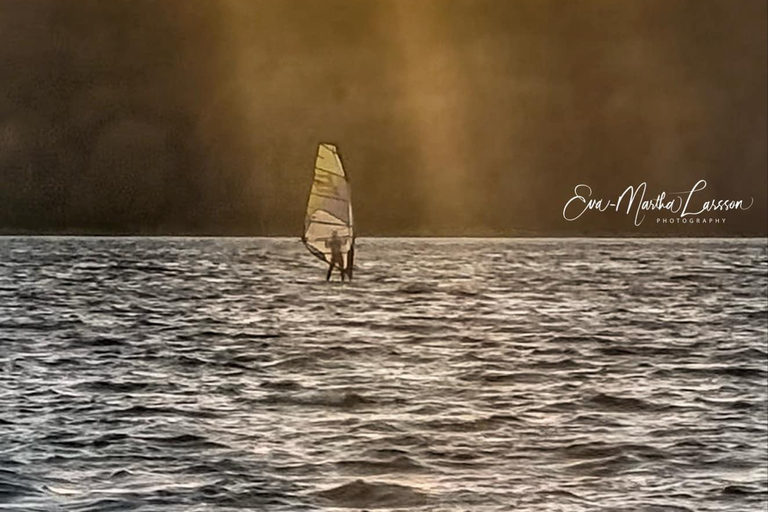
{"left": 1, "top": 234, "right": 766, "bottom": 240}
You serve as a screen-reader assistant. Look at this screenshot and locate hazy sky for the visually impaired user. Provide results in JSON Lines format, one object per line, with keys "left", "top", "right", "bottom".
{"left": 1, "top": 0, "right": 765, "bottom": 235}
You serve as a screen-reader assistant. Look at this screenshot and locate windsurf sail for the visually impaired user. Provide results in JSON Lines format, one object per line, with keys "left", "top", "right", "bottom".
{"left": 303, "top": 143, "right": 354, "bottom": 278}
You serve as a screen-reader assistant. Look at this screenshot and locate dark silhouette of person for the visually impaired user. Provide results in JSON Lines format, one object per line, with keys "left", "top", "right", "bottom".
{"left": 325, "top": 230, "right": 345, "bottom": 281}
{"left": 345, "top": 243, "right": 354, "bottom": 281}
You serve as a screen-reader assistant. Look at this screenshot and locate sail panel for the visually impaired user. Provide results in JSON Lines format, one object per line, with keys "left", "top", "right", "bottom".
{"left": 315, "top": 144, "right": 346, "bottom": 178}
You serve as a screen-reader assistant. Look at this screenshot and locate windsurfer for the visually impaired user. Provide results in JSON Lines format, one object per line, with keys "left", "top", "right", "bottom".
{"left": 326, "top": 230, "right": 346, "bottom": 281}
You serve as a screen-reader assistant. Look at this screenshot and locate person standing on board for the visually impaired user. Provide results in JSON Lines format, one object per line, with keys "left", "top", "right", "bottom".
{"left": 326, "top": 230, "right": 346, "bottom": 281}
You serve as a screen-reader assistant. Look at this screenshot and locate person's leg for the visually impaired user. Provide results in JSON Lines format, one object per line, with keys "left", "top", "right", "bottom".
{"left": 346, "top": 247, "right": 354, "bottom": 281}
{"left": 326, "top": 263, "right": 333, "bottom": 281}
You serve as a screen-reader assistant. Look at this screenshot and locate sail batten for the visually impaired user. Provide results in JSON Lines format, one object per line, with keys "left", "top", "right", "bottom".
{"left": 303, "top": 143, "right": 354, "bottom": 275}
{"left": 310, "top": 220, "right": 349, "bottom": 227}
{"left": 310, "top": 191, "right": 348, "bottom": 201}
{"left": 315, "top": 166, "right": 345, "bottom": 176}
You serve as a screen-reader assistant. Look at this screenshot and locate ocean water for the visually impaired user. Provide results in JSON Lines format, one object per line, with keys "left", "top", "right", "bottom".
{"left": 0, "top": 237, "right": 766, "bottom": 512}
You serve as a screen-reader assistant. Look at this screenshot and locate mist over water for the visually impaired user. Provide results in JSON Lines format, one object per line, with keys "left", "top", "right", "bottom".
{"left": 0, "top": 237, "right": 766, "bottom": 511}
{"left": 1, "top": 1, "right": 766, "bottom": 235}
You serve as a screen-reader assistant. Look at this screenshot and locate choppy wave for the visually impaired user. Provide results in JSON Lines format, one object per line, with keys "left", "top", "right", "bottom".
{"left": 0, "top": 237, "right": 766, "bottom": 511}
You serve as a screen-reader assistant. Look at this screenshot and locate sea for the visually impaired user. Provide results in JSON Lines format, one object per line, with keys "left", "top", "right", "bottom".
{"left": 0, "top": 237, "right": 766, "bottom": 512}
